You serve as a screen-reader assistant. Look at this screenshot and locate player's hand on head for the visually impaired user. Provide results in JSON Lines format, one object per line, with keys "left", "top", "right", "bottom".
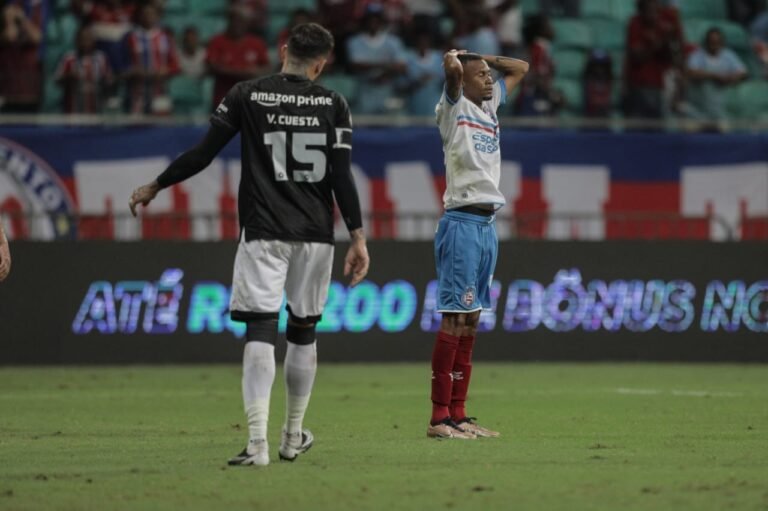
{"left": 344, "top": 231, "right": 369, "bottom": 287}
{"left": 129, "top": 181, "right": 161, "bottom": 217}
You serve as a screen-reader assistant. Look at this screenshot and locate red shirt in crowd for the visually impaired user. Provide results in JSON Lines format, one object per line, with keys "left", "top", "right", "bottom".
{"left": 123, "top": 27, "right": 180, "bottom": 113}
{"left": 206, "top": 33, "right": 269, "bottom": 106}
{"left": 625, "top": 7, "right": 684, "bottom": 89}
{"left": 55, "top": 50, "right": 112, "bottom": 113}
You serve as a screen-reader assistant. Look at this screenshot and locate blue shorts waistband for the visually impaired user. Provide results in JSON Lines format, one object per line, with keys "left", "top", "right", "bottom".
{"left": 443, "top": 209, "right": 496, "bottom": 224}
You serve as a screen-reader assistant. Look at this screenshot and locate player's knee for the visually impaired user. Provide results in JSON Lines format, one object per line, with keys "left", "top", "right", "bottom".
{"left": 465, "top": 311, "right": 481, "bottom": 329}
{"left": 245, "top": 316, "right": 279, "bottom": 344}
{"left": 286, "top": 310, "right": 318, "bottom": 345}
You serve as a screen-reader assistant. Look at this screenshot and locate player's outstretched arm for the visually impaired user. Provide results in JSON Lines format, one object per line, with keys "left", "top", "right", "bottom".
{"left": 128, "top": 123, "right": 237, "bottom": 217}
{"left": 0, "top": 221, "right": 11, "bottom": 282}
{"left": 443, "top": 49, "right": 465, "bottom": 103}
{"left": 482, "top": 54, "right": 529, "bottom": 94}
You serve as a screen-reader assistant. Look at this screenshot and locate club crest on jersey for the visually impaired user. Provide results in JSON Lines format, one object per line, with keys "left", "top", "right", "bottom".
{"left": 462, "top": 286, "right": 476, "bottom": 307}
{"left": 0, "top": 137, "right": 76, "bottom": 239}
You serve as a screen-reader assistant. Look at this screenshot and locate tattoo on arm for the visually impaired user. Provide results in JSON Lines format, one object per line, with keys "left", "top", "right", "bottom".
{"left": 350, "top": 228, "right": 366, "bottom": 242}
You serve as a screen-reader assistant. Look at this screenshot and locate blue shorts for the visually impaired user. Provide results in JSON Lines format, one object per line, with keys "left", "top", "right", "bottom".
{"left": 434, "top": 209, "right": 498, "bottom": 313}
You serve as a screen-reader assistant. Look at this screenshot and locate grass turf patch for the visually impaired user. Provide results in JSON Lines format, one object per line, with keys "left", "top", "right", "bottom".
{"left": 0, "top": 363, "right": 766, "bottom": 511}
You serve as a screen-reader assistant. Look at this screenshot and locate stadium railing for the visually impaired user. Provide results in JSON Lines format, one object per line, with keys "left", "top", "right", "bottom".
{"left": 2, "top": 211, "right": 739, "bottom": 241}
{"left": 2, "top": 113, "right": 768, "bottom": 132}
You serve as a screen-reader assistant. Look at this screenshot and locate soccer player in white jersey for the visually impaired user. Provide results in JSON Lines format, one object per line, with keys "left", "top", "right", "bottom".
{"left": 427, "top": 50, "right": 528, "bottom": 439}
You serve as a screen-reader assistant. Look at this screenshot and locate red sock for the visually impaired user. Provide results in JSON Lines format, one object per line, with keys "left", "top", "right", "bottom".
{"left": 450, "top": 335, "right": 475, "bottom": 421}
{"left": 431, "top": 331, "right": 459, "bottom": 424}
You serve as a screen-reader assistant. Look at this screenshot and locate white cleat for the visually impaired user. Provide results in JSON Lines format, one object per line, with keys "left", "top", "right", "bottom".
{"left": 279, "top": 428, "right": 314, "bottom": 461}
{"left": 228, "top": 439, "right": 269, "bottom": 466}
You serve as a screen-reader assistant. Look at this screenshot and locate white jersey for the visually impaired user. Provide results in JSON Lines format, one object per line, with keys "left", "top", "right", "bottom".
{"left": 436, "top": 80, "right": 507, "bottom": 210}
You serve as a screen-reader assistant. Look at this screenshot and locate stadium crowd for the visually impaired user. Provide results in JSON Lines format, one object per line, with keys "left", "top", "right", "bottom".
{"left": 1, "top": 0, "right": 768, "bottom": 124}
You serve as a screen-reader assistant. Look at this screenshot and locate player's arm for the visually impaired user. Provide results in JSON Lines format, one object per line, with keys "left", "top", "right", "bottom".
{"left": 481, "top": 54, "right": 529, "bottom": 94}
{"left": 129, "top": 123, "right": 237, "bottom": 216}
{"left": 330, "top": 143, "right": 369, "bottom": 287}
{"left": 443, "top": 49, "right": 464, "bottom": 103}
{"left": 0, "top": 221, "right": 11, "bottom": 282}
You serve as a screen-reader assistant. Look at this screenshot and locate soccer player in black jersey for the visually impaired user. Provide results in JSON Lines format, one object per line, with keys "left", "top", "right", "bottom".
{"left": 129, "top": 23, "right": 369, "bottom": 466}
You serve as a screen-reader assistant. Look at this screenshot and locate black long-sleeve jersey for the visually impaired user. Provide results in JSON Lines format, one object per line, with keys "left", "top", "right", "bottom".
{"left": 205, "top": 73, "right": 360, "bottom": 244}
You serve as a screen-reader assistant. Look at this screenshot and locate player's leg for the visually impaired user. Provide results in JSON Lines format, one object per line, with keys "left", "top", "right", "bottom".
{"left": 450, "top": 310, "right": 480, "bottom": 423}
{"left": 279, "top": 241, "right": 333, "bottom": 460}
{"left": 228, "top": 238, "right": 289, "bottom": 466}
{"left": 428, "top": 312, "right": 476, "bottom": 439}
{"left": 452, "top": 218, "right": 500, "bottom": 438}
{"left": 428, "top": 212, "right": 483, "bottom": 439}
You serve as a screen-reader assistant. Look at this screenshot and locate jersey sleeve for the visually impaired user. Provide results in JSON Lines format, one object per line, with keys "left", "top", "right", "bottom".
{"left": 210, "top": 84, "right": 243, "bottom": 131}
{"left": 333, "top": 93, "right": 353, "bottom": 149}
{"left": 435, "top": 84, "right": 462, "bottom": 123}
{"left": 487, "top": 80, "right": 507, "bottom": 112}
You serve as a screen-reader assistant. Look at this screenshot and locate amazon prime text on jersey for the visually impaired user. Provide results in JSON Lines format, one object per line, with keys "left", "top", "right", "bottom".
{"left": 251, "top": 91, "right": 333, "bottom": 107}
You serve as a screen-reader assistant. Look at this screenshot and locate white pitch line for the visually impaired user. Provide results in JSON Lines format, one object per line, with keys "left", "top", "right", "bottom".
{"left": 615, "top": 388, "right": 742, "bottom": 397}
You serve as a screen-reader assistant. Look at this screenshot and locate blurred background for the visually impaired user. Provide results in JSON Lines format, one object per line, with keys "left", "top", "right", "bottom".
{"left": 1, "top": 0, "right": 767, "bottom": 364}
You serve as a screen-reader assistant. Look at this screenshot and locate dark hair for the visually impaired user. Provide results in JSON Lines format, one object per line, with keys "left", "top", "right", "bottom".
{"left": 287, "top": 23, "right": 334, "bottom": 61}
{"left": 704, "top": 26, "right": 724, "bottom": 43}
{"left": 523, "top": 14, "right": 548, "bottom": 45}
{"left": 458, "top": 53, "right": 483, "bottom": 65}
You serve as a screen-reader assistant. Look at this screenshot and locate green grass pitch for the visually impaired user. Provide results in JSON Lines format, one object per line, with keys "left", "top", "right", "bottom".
{"left": 0, "top": 363, "right": 767, "bottom": 511}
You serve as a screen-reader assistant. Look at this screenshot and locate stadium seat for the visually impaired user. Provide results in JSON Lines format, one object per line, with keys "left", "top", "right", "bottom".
{"left": 520, "top": 0, "right": 540, "bottom": 15}
{"left": 163, "top": 0, "right": 186, "bottom": 14}
{"left": 610, "top": 49, "right": 625, "bottom": 77}
{"left": 552, "top": 48, "right": 588, "bottom": 79}
{"left": 551, "top": 19, "right": 593, "bottom": 50}
{"left": 678, "top": 0, "right": 727, "bottom": 20}
{"left": 267, "top": 13, "right": 290, "bottom": 46}
{"left": 582, "top": 0, "right": 635, "bottom": 22}
{"left": 42, "top": 80, "right": 62, "bottom": 113}
{"left": 187, "top": 0, "right": 226, "bottom": 15}
{"left": 554, "top": 77, "right": 583, "bottom": 113}
{"left": 733, "top": 80, "right": 768, "bottom": 120}
{"left": 585, "top": 18, "right": 625, "bottom": 50}
{"left": 319, "top": 74, "right": 359, "bottom": 104}
{"left": 684, "top": 19, "right": 750, "bottom": 50}
{"left": 169, "top": 75, "right": 206, "bottom": 115}
{"left": 54, "top": 14, "right": 79, "bottom": 46}
{"left": 267, "top": 0, "right": 316, "bottom": 15}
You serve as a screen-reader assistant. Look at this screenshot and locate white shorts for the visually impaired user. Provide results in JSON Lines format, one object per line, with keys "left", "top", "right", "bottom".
{"left": 229, "top": 237, "right": 334, "bottom": 322}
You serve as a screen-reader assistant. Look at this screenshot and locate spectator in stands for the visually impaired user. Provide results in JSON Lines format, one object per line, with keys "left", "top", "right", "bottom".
{"left": 360, "top": 0, "right": 410, "bottom": 29}
{"left": 454, "top": 5, "right": 501, "bottom": 56}
{"left": 686, "top": 27, "right": 747, "bottom": 123}
{"left": 55, "top": 24, "right": 113, "bottom": 113}
{"left": 346, "top": 4, "right": 407, "bottom": 114}
{"left": 121, "top": 3, "right": 180, "bottom": 114}
{"left": 729, "top": 0, "right": 766, "bottom": 27}
{"left": 752, "top": 8, "right": 768, "bottom": 75}
{"left": 487, "top": 0, "right": 522, "bottom": 56}
{"left": 0, "top": 0, "right": 46, "bottom": 113}
{"left": 623, "top": 0, "right": 684, "bottom": 119}
{"left": 408, "top": 0, "right": 443, "bottom": 40}
{"left": 319, "top": 0, "right": 363, "bottom": 68}
{"left": 72, "top": 0, "right": 135, "bottom": 72}
{"left": 277, "top": 8, "right": 315, "bottom": 53}
{"left": 583, "top": 49, "right": 614, "bottom": 117}
{"left": 206, "top": 5, "right": 270, "bottom": 107}
{"left": 515, "top": 14, "right": 563, "bottom": 116}
{"left": 178, "top": 26, "right": 206, "bottom": 79}
{"left": 229, "top": 0, "right": 267, "bottom": 37}
{"left": 540, "top": 0, "right": 580, "bottom": 17}
{"left": 402, "top": 30, "right": 443, "bottom": 116}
